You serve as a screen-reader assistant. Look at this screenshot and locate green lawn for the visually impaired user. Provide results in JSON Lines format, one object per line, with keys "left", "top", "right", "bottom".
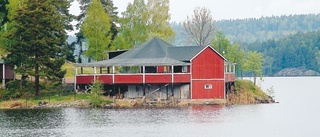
{"left": 62, "top": 62, "right": 95, "bottom": 78}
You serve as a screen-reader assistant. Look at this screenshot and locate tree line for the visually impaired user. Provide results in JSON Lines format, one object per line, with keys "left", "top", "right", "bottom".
{"left": 0, "top": 0, "right": 263, "bottom": 96}
{"left": 242, "top": 31, "right": 320, "bottom": 76}
{"left": 0, "top": 0, "right": 176, "bottom": 96}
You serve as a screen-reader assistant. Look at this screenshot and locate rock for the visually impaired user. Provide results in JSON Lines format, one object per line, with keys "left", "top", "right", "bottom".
{"left": 274, "top": 68, "right": 320, "bottom": 76}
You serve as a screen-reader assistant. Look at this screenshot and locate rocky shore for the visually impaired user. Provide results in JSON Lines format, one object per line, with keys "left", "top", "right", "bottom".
{"left": 0, "top": 80, "right": 276, "bottom": 109}
{"left": 274, "top": 68, "right": 320, "bottom": 76}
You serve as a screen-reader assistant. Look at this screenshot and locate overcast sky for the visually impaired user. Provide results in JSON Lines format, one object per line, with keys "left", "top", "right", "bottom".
{"left": 110, "top": 0, "right": 320, "bottom": 22}
{"left": 68, "top": 0, "right": 320, "bottom": 34}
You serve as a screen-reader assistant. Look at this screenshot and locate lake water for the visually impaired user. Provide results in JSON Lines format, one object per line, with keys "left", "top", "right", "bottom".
{"left": 0, "top": 77, "right": 320, "bottom": 137}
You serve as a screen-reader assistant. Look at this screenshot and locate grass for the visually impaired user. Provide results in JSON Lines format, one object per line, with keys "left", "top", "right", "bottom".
{"left": 227, "top": 79, "right": 269, "bottom": 105}
{"left": 62, "top": 62, "right": 95, "bottom": 78}
{"left": 0, "top": 93, "right": 113, "bottom": 109}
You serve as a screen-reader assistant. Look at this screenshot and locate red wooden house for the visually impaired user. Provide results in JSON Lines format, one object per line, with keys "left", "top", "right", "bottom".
{"left": 74, "top": 38, "right": 235, "bottom": 99}
{"left": 0, "top": 60, "right": 15, "bottom": 88}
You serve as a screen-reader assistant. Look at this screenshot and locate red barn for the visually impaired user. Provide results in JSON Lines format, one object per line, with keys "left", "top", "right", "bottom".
{"left": 74, "top": 38, "right": 235, "bottom": 99}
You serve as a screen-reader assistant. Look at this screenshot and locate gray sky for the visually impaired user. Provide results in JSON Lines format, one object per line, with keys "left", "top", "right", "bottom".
{"left": 68, "top": 0, "right": 320, "bottom": 34}
{"left": 111, "top": 0, "right": 320, "bottom": 22}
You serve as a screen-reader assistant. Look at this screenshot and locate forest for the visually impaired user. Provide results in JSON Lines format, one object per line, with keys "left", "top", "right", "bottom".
{"left": 1, "top": 0, "right": 320, "bottom": 98}
{"left": 172, "top": 14, "right": 320, "bottom": 76}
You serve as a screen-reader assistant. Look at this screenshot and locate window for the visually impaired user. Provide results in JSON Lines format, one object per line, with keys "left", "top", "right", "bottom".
{"left": 204, "top": 84, "right": 212, "bottom": 89}
{"left": 182, "top": 66, "right": 188, "bottom": 73}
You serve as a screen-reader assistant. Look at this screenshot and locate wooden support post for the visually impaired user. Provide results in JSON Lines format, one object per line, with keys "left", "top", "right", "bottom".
{"left": 143, "top": 84, "right": 146, "bottom": 96}
{"left": 74, "top": 67, "right": 78, "bottom": 92}
{"left": 171, "top": 84, "right": 174, "bottom": 97}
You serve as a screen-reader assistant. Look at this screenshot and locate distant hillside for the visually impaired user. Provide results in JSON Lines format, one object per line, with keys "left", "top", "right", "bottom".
{"left": 243, "top": 30, "right": 320, "bottom": 76}
{"left": 172, "top": 14, "right": 320, "bottom": 45}
{"left": 216, "top": 14, "right": 320, "bottom": 43}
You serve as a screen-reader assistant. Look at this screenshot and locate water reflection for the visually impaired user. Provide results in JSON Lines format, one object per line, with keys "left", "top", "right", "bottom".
{"left": 0, "top": 109, "right": 66, "bottom": 137}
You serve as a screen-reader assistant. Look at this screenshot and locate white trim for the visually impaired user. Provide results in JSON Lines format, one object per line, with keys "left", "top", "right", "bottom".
{"left": 94, "top": 67, "right": 96, "bottom": 82}
{"left": 191, "top": 78, "right": 224, "bottom": 81}
{"left": 2, "top": 63, "right": 5, "bottom": 88}
{"left": 223, "top": 60, "right": 226, "bottom": 99}
{"left": 190, "top": 63, "right": 193, "bottom": 99}
{"left": 190, "top": 46, "right": 227, "bottom": 62}
{"left": 74, "top": 67, "right": 77, "bottom": 91}
{"left": 204, "top": 84, "right": 213, "bottom": 89}
{"left": 112, "top": 66, "right": 115, "bottom": 84}
{"left": 142, "top": 66, "right": 145, "bottom": 84}
{"left": 171, "top": 65, "right": 174, "bottom": 83}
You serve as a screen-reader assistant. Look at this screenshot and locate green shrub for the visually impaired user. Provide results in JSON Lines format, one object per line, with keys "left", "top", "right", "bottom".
{"left": 89, "top": 80, "right": 103, "bottom": 107}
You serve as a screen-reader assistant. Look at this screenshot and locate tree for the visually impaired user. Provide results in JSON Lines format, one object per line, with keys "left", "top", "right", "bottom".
{"left": 244, "top": 51, "right": 263, "bottom": 85}
{"left": 81, "top": 0, "right": 111, "bottom": 61}
{"left": 76, "top": 0, "right": 118, "bottom": 61}
{"left": 114, "top": 0, "right": 175, "bottom": 49}
{"left": 146, "top": 0, "right": 175, "bottom": 41}
{"left": 118, "top": 0, "right": 148, "bottom": 48}
{"left": 3, "top": 0, "right": 67, "bottom": 96}
{"left": 225, "top": 43, "right": 246, "bottom": 78}
{"left": 211, "top": 31, "right": 246, "bottom": 78}
{"left": 211, "top": 31, "right": 230, "bottom": 54}
{"left": 183, "top": 7, "right": 215, "bottom": 46}
{"left": 0, "top": 0, "right": 8, "bottom": 27}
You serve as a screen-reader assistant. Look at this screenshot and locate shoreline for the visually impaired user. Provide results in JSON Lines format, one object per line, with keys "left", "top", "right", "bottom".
{"left": 0, "top": 96, "right": 276, "bottom": 109}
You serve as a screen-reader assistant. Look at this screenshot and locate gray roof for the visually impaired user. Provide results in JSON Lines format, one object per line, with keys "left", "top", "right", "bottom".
{"left": 78, "top": 57, "right": 189, "bottom": 67}
{"left": 113, "top": 37, "right": 172, "bottom": 59}
{"left": 76, "top": 38, "right": 189, "bottom": 67}
{"left": 168, "top": 46, "right": 206, "bottom": 61}
{"left": 76, "top": 37, "right": 225, "bottom": 67}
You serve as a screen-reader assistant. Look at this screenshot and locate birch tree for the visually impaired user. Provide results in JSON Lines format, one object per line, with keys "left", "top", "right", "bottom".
{"left": 81, "top": 0, "right": 111, "bottom": 61}
{"left": 244, "top": 51, "right": 263, "bottom": 85}
{"left": 183, "top": 7, "right": 216, "bottom": 46}
{"left": 113, "top": 0, "right": 175, "bottom": 49}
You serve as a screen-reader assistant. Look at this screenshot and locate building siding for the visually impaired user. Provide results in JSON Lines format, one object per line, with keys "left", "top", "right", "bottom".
{"left": 191, "top": 47, "right": 225, "bottom": 99}
{"left": 0, "top": 64, "right": 14, "bottom": 79}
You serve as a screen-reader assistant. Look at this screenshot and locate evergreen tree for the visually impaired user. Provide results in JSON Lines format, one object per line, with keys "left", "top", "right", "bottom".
{"left": 0, "top": 0, "right": 8, "bottom": 27}
{"left": 3, "top": 0, "right": 67, "bottom": 96}
{"left": 81, "top": 0, "right": 111, "bottom": 61}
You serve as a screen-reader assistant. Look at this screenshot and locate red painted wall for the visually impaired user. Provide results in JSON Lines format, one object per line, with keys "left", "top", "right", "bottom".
{"left": 192, "top": 48, "right": 224, "bottom": 79}
{"left": 174, "top": 74, "right": 190, "bottom": 83}
{"left": 114, "top": 75, "right": 143, "bottom": 84}
{"left": 225, "top": 73, "right": 235, "bottom": 82}
{"left": 76, "top": 76, "right": 94, "bottom": 84}
{"left": 145, "top": 74, "right": 171, "bottom": 83}
{"left": 157, "top": 66, "right": 165, "bottom": 73}
{"left": 97, "top": 75, "right": 112, "bottom": 84}
{"left": 191, "top": 47, "right": 225, "bottom": 99}
{"left": 192, "top": 80, "right": 224, "bottom": 99}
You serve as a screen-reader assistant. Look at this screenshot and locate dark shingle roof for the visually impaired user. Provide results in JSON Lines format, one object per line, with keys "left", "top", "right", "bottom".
{"left": 76, "top": 38, "right": 189, "bottom": 67}
{"left": 168, "top": 46, "right": 206, "bottom": 61}
{"left": 113, "top": 37, "right": 172, "bottom": 59}
{"left": 76, "top": 38, "right": 225, "bottom": 67}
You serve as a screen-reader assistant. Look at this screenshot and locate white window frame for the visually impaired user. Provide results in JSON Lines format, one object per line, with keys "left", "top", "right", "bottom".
{"left": 204, "top": 84, "right": 212, "bottom": 89}
{"left": 182, "top": 66, "right": 188, "bottom": 73}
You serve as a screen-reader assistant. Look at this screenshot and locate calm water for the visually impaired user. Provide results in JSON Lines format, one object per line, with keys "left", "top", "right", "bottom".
{"left": 0, "top": 77, "right": 320, "bottom": 137}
